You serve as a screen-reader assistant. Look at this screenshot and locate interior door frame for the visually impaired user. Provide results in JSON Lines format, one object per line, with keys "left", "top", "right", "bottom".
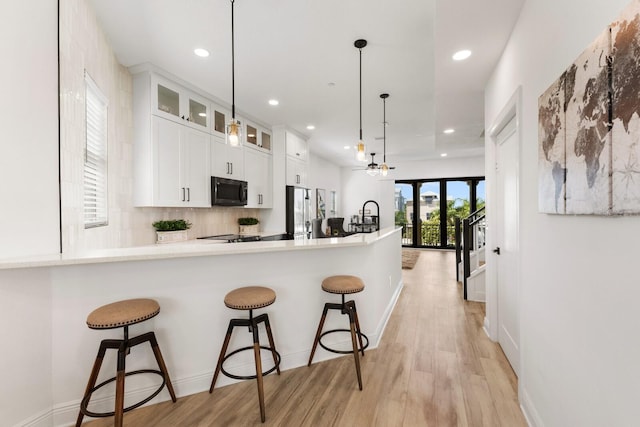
{"left": 486, "top": 86, "right": 522, "bottom": 371}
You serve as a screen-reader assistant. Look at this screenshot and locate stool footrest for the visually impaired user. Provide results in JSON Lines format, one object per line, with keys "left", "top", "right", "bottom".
{"left": 80, "top": 369, "right": 166, "bottom": 418}
{"left": 221, "top": 345, "right": 282, "bottom": 380}
{"left": 319, "top": 329, "right": 369, "bottom": 355}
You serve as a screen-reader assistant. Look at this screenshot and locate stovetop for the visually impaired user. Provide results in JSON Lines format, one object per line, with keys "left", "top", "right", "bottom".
{"left": 197, "top": 234, "right": 262, "bottom": 243}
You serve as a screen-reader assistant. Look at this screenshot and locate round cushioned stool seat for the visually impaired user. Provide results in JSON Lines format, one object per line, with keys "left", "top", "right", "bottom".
{"left": 86, "top": 298, "right": 160, "bottom": 329}
{"left": 224, "top": 286, "right": 276, "bottom": 310}
{"left": 321, "top": 275, "right": 365, "bottom": 295}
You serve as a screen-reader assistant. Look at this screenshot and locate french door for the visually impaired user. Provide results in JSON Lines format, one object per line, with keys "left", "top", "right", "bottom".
{"left": 395, "top": 177, "right": 485, "bottom": 249}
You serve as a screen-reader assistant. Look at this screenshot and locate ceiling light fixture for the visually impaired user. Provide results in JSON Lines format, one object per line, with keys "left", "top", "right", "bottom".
{"left": 268, "top": 99, "right": 279, "bottom": 106}
{"left": 443, "top": 128, "right": 455, "bottom": 134}
{"left": 306, "top": 125, "right": 315, "bottom": 130}
{"left": 226, "top": 0, "right": 241, "bottom": 146}
{"left": 194, "top": 48, "right": 210, "bottom": 57}
{"left": 344, "top": 146, "right": 351, "bottom": 150}
{"left": 452, "top": 49, "right": 472, "bottom": 61}
{"left": 354, "top": 39, "right": 368, "bottom": 162}
{"left": 366, "top": 153, "right": 379, "bottom": 176}
{"left": 441, "top": 153, "right": 448, "bottom": 157}
{"left": 380, "top": 93, "right": 390, "bottom": 176}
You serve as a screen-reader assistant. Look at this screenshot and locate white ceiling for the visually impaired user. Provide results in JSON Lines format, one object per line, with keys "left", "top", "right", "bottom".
{"left": 89, "top": 0, "right": 524, "bottom": 167}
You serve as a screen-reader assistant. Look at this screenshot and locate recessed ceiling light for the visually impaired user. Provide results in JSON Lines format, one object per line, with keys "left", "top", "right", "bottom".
{"left": 268, "top": 99, "right": 279, "bottom": 106}
{"left": 452, "top": 50, "right": 471, "bottom": 61}
{"left": 443, "top": 128, "right": 455, "bottom": 134}
{"left": 441, "top": 153, "right": 448, "bottom": 157}
{"left": 344, "top": 145, "right": 351, "bottom": 150}
{"left": 306, "top": 125, "right": 315, "bottom": 130}
{"left": 194, "top": 48, "right": 210, "bottom": 57}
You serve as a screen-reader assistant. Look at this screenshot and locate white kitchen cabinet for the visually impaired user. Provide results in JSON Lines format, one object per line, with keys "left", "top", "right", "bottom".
{"left": 286, "top": 156, "right": 308, "bottom": 187}
{"left": 151, "top": 74, "right": 210, "bottom": 131}
{"left": 285, "top": 131, "right": 308, "bottom": 161}
{"left": 211, "top": 135, "right": 244, "bottom": 179}
{"left": 245, "top": 120, "right": 272, "bottom": 152}
{"left": 135, "top": 116, "right": 210, "bottom": 207}
{"left": 245, "top": 148, "right": 272, "bottom": 208}
{"left": 285, "top": 131, "right": 309, "bottom": 186}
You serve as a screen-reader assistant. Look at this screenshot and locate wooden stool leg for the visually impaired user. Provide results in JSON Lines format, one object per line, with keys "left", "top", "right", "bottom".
{"left": 210, "top": 321, "right": 235, "bottom": 393}
{"left": 264, "top": 315, "right": 280, "bottom": 375}
{"left": 350, "top": 301, "right": 366, "bottom": 357}
{"left": 348, "top": 307, "right": 363, "bottom": 390}
{"left": 149, "top": 333, "right": 177, "bottom": 402}
{"left": 114, "top": 342, "right": 127, "bottom": 427}
{"left": 76, "top": 342, "right": 109, "bottom": 427}
{"left": 307, "top": 304, "right": 330, "bottom": 366}
{"left": 252, "top": 320, "right": 266, "bottom": 423}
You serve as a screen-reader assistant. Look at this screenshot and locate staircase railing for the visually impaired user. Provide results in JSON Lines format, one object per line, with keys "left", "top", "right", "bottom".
{"left": 455, "top": 206, "right": 486, "bottom": 299}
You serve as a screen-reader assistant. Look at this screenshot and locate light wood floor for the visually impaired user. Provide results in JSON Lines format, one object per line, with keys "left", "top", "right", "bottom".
{"left": 84, "top": 250, "right": 527, "bottom": 426}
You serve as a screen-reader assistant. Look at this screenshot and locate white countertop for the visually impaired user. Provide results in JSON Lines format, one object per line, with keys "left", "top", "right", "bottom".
{"left": 0, "top": 227, "right": 400, "bottom": 270}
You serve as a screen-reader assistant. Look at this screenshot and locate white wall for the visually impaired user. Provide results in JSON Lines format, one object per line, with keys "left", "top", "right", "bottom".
{"left": 485, "top": 1, "right": 639, "bottom": 425}
{"left": 0, "top": 1, "right": 59, "bottom": 258}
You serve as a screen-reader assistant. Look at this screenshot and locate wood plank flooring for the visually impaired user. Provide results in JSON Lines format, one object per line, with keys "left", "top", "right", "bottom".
{"left": 84, "top": 250, "right": 527, "bottom": 427}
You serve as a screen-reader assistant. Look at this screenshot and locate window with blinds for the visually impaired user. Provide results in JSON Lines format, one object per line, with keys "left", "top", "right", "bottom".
{"left": 84, "top": 72, "right": 108, "bottom": 228}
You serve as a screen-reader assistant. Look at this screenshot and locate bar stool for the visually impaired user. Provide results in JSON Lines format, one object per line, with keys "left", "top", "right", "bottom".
{"left": 209, "top": 286, "right": 281, "bottom": 423}
{"left": 76, "top": 298, "right": 176, "bottom": 427}
{"left": 308, "top": 275, "right": 369, "bottom": 390}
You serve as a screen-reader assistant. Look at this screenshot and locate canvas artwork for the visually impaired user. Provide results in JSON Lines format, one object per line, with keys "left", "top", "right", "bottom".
{"left": 316, "top": 188, "right": 326, "bottom": 219}
{"left": 611, "top": 0, "right": 640, "bottom": 213}
{"left": 538, "top": 73, "right": 567, "bottom": 214}
{"left": 538, "top": 0, "right": 640, "bottom": 215}
{"left": 564, "top": 30, "right": 611, "bottom": 215}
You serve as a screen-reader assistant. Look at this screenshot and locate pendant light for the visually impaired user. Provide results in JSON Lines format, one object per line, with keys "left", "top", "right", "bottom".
{"left": 354, "top": 39, "right": 367, "bottom": 161}
{"left": 226, "top": 0, "right": 241, "bottom": 146}
{"left": 380, "top": 93, "right": 389, "bottom": 176}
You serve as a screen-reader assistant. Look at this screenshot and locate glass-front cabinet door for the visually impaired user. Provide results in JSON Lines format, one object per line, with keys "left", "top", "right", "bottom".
{"left": 152, "top": 74, "right": 209, "bottom": 130}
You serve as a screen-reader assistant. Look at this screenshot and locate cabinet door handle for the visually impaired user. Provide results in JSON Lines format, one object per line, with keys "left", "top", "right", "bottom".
{"left": 230, "top": 163, "right": 233, "bottom": 175}
{"left": 187, "top": 187, "right": 190, "bottom": 202}
{"left": 182, "top": 187, "right": 186, "bottom": 201}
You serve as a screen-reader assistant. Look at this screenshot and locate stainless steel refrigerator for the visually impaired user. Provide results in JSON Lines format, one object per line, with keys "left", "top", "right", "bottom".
{"left": 286, "top": 185, "right": 311, "bottom": 240}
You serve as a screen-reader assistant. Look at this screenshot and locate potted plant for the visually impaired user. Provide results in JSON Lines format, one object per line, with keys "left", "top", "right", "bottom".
{"left": 152, "top": 219, "right": 192, "bottom": 244}
{"left": 238, "top": 217, "right": 259, "bottom": 235}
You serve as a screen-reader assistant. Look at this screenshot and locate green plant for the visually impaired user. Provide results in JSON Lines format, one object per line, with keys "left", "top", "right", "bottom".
{"left": 238, "top": 217, "right": 259, "bottom": 226}
{"left": 152, "top": 219, "right": 192, "bottom": 231}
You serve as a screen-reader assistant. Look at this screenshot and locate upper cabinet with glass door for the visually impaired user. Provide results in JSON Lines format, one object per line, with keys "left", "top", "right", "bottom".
{"left": 244, "top": 120, "right": 272, "bottom": 152}
{"left": 151, "top": 74, "right": 210, "bottom": 131}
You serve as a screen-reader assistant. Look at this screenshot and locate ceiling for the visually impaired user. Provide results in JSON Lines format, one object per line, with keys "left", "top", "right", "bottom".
{"left": 88, "top": 0, "right": 524, "bottom": 167}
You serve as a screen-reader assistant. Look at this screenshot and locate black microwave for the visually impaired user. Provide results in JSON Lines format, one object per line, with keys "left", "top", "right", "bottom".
{"left": 211, "top": 176, "right": 248, "bottom": 206}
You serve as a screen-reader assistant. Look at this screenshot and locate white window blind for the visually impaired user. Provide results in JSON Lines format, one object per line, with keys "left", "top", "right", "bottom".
{"left": 84, "top": 73, "right": 108, "bottom": 228}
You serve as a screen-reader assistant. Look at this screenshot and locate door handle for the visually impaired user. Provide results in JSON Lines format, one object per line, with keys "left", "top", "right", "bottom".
{"left": 187, "top": 187, "right": 190, "bottom": 202}
{"left": 493, "top": 247, "right": 501, "bottom": 255}
{"left": 182, "top": 187, "right": 186, "bottom": 202}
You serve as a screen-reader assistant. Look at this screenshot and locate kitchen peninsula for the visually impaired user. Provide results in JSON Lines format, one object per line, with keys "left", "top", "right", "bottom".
{"left": 1, "top": 227, "right": 402, "bottom": 426}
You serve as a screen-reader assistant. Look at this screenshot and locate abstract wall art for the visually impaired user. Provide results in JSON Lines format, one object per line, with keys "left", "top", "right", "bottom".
{"left": 538, "top": 0, "right": 640, "bottom": 215}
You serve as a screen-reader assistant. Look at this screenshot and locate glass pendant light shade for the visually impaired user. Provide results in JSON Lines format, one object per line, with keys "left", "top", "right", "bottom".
{"left": 366, "top": 167, "right": 379, "bottom": 177}
{"left": 356, "top": 140, "right": 366, "bottom": 161}
{"left": 226, "top": 118, "right": 241, "bottom": 146}
{"left": 380, "top": 163, "right": 389, "bottom": 176}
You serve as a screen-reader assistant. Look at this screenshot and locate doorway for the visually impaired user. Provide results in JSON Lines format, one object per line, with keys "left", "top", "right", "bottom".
{"left": 488, "top": 87, "right": 521, "bottom": 376}
{"left": 395, "top": 178, "right": 485, "bottom": 249}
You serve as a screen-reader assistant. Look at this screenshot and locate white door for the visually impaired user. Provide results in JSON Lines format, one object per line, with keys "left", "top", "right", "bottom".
{"left": 183, "top": 127, "right": 210, "bottom": 207}
{"left": 495, "top": 115, "right": 520, "bottom": 375}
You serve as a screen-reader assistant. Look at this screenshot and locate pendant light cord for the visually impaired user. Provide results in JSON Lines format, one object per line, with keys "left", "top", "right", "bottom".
{"left": 383, "top": 97, "right": 386, "bottom": 162}
{"left": 359, "top": 46, "right": 363, "bottom": 141}
{"left": 231, "top": 0, "right": 236, "bottom": 119}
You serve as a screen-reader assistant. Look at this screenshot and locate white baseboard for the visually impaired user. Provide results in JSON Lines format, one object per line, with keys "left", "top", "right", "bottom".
{"left": 12, "top": 408, "right": 52, "bottom": 427}
{"left": 374, "top": 279, "right": 404, "bottom": 345}
{"left": 520, "top": 387, "right": 544, "bottom": 427}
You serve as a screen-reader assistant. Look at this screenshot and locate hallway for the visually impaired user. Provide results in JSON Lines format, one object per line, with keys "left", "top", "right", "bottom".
{"left": 85, "top": 250, "right": 527, "bottom": 426}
